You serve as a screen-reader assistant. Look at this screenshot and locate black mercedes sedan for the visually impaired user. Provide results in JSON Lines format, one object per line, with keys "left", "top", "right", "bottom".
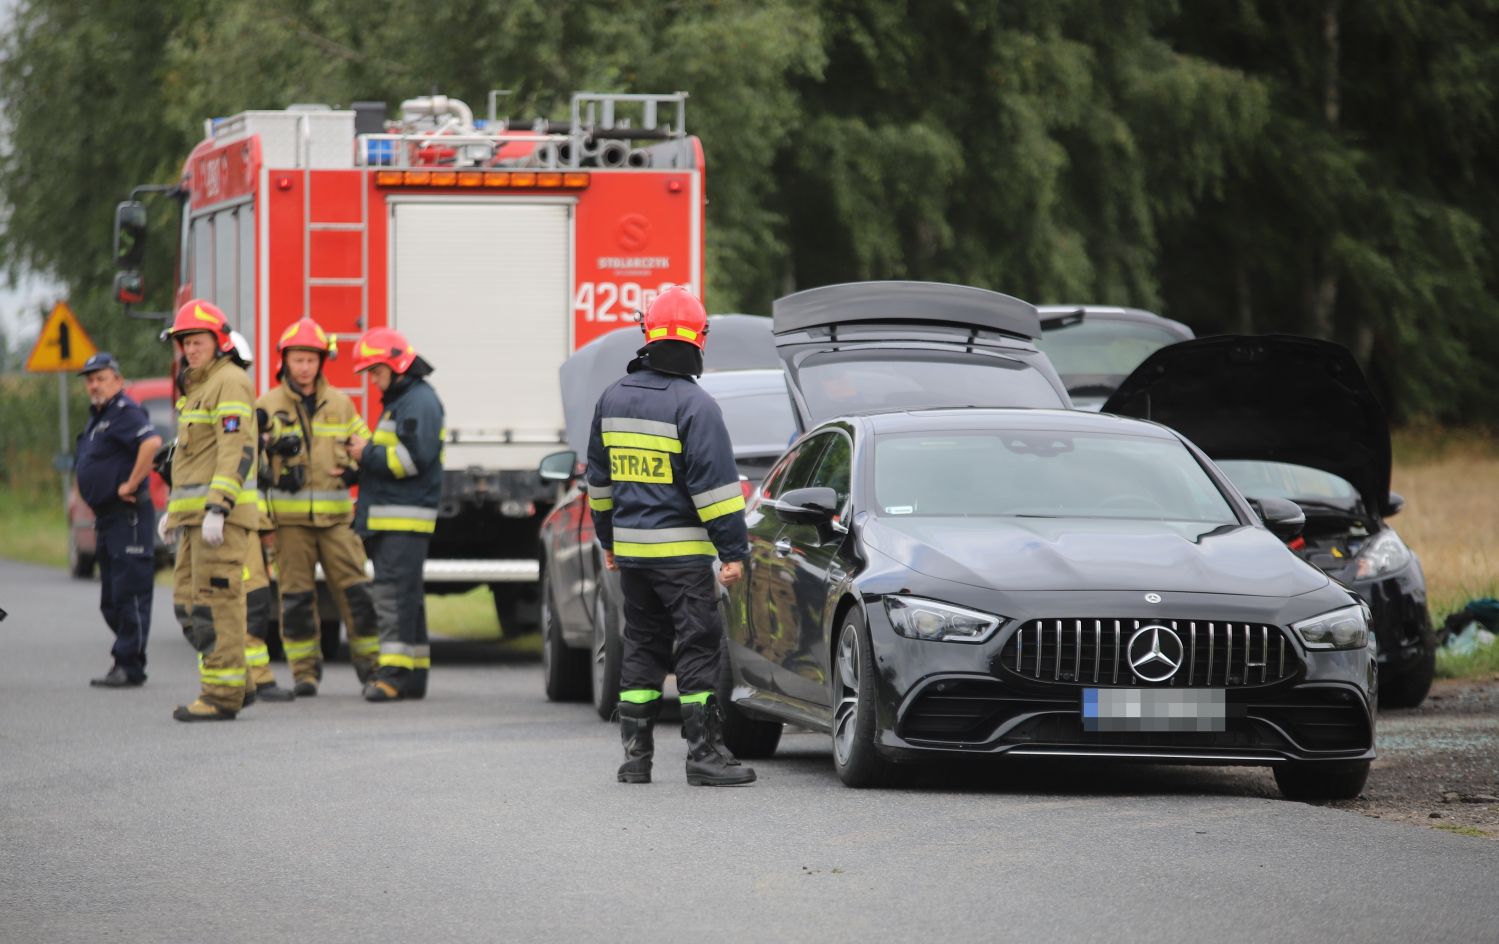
{"left": 719, "top": 407, "right": 1377, "bottom": 800}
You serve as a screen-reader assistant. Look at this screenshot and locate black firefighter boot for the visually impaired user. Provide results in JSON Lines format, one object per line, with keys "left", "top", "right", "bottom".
{"left": 617, "top": 699, "right": 661, "bottom": 784}
{"left": 682, "top": 697, "right": 756, "bottom": 787}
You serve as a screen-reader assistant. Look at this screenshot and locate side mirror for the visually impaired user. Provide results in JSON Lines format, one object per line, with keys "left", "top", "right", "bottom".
{"left": 538, "top": 450, "right": 578, "bottom": 482}
{"left": 114, "top": 270, "right": 145, "bottom": 305}
{"left": 1255, "top": 496, "right": 1306, "bottom": 541}
{"left": 1385, "top": 492, "right": 1404, "bottom": 517}
{"left": 776, "top": 486, "right": 839, "bottom": 524}
{"left": 114, "top": 200, "right": 148, "bottom": 270}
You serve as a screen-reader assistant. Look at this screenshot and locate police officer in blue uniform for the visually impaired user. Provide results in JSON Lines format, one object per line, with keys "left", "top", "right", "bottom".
{"left": 586, "top": 287, "right": 756, "bottom": 787}
{"left": 76, "top": 353, "right": 163, "bottom": 688}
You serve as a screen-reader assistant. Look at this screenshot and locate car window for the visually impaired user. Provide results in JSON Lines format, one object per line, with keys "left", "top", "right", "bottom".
{"left": 1036, "top": 320, "right": 1182, "bottom": 391}
{"left": 806, "top": 431, "right": 853, "bottom": 512}
{"left": 873, "top": 429, "right": 1237, "bottom": 523}
{"left": 714, "top": 390, "right": 797, "bottom": 456}
{"left": 761, "top": 434, "right": 831, "bottom": 502}
{"left": 1217, "top": 460, "right": 1359, "bottom": 505}
{"left": 795, "top": 350, "right": 1064, "bottom": 422}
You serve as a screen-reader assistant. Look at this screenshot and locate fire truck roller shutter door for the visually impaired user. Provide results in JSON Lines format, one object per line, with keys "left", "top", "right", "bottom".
{"left": 389, "top": 201, "right": 571, "bottom": 472}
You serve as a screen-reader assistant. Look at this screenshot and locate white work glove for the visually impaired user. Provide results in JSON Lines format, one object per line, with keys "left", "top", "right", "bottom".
{"left": 202, "top": 507, "right": 226, "bottom": 547}
{"left": 157, "top": 514, "right": 175, "bottom": 546}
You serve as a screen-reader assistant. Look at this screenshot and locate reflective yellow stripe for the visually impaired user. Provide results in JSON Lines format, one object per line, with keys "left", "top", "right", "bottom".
{"left": 210, "top": 476, "right": 242, "bottom": 492}
{"left": 588, "top": 497, "right": 614, "bottom": 512}
{"left": 378, "top": 653, "right": 416, "bottom": 669}
{"left": 179, "top": 411, "right": 212, "bottom": 425}
{"left": 366, "top": 516, "right": 437, "bottom": 533}
{"left": 620, "top": 689, "right": 662, "bottom": 703}
{"left": 350, "top": 636, "right": 379, "bottom": 656}
{"left": 697, "top": 494, "right": 746, "bottom": 522}
{"left": 283, "top": 639, "right": 319, "bottom": 660}
{"left": 372, "top": 429, "right": 399, "bottom": 445}
{"left": 245, "top": 644, "right": 270, "bottom": 667}
{"left": 613, "top": 540, "right": 717, "bottom": 558}
{"left": 675, "top": 326, "right": 699, "bottom": 341}
{"left": 267, "top": 498, "right": 354, "bottom": 515}
{"left": 601, "top": 431, "right": 682, "bottom": 454}
{"left": 386, "top": 446, "right": 409, "bottom": 478}
{"left": 213, "top": 402, "right": 252, "bottom": 418}
{"left": 198, "top": 656, "right": 246, "bottom": 687}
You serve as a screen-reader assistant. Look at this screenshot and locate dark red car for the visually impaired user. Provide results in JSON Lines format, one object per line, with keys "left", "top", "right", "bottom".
{"left": 68, "top": 377, "right": 176, "bottom": 578}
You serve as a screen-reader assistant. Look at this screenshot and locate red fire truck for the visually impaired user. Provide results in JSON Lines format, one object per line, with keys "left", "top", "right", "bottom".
{"left": 112, "top": 91, "right": 705, "bottom": 634}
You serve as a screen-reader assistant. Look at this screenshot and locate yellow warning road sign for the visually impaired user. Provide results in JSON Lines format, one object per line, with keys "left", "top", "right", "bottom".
{"left": 24, "top": 301, "right": 98, "bottom": 373}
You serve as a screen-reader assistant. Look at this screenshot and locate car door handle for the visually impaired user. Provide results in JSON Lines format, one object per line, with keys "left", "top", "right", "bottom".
{"left": 774, "top": 538, "right": 792, "bottom": 557}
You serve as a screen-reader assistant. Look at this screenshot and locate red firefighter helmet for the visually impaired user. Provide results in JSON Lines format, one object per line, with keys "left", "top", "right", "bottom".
{"left": 276, "top": 317, "right": 335, "bottom": 372}
{"left": 353, "top": 327, "right": 417, "bottom": 374}
{"left": 168, "top": 299, "right": 235, "bottom": 354}
{"left": 640, "top": 285, "right": 708, "bottom": 350}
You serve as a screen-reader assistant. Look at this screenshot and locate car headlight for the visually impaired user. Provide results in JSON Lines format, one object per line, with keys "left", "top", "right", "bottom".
{"left": 1354, "top": 528, "right": 1412, "bottom": 580}
{"left": 884, "top": 596, "right": 1003, "bottom": 643}
{"left": 1292, "top": 604, "right": 1370, "bottom": 651}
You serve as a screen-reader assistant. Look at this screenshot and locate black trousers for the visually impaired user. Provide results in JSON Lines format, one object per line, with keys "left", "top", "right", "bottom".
{"left": 95, "top": 506, "right": 154, "bottom": 679}
{"left": 619, "top": 565, "right": 721, "bottom": 697}
{"left": 365, "top": 532, "right": 430, "bottom": 696}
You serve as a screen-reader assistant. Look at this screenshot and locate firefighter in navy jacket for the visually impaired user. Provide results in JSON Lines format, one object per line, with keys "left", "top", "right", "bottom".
{"left": 348, "top": 327, "right": 445, "bottom": 703}
{"left": 586, "top": 286, "right": 755, "bottom": 787}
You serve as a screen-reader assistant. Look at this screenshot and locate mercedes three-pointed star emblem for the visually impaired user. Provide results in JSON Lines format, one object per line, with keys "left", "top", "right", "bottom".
{"left": 1127, "top": 624, "right": 1184, "bottom": 683}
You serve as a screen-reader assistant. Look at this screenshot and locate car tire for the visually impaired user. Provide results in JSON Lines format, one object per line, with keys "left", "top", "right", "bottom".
{"left": 1378, "top": 647, "right": 1436, "bottom": 709}
{"left": 591, "top": 592, "right": 623, "bottom": 721}
{"left": 830, "top": 609, "right": 892, "bottom": 788}
{"left": 68, "top": 529, "right": 95, "bottom": 579}
{"left": 1273, "top": 759, "right": 1370, "bottom": 801}
{"left": 541, "top": 572, "right": 589, "bottom": 702}
{"left": 715, "top": 635, "right": 783, "bottom": 759}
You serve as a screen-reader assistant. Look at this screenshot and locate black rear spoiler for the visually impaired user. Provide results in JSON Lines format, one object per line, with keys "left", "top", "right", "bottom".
{"left": 772, "top": 281, "right": 1041, "bottom": 340}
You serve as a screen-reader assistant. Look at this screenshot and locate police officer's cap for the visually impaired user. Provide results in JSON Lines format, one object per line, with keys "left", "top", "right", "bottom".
{"left": 78, "top": 352, "right": 123, "bottom": 376}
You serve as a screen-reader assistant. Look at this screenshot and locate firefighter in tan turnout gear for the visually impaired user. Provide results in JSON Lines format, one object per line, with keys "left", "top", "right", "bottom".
{"left": 159, "top": 299, "right": 259, "bottom": 722}
{"left": 258, "top": 318, "right": 381, "bottom": 694}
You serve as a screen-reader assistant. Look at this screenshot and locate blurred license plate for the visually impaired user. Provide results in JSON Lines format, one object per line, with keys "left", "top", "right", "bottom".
{"left": 1082, "top": 688, "right": 1227, "bottom": 733}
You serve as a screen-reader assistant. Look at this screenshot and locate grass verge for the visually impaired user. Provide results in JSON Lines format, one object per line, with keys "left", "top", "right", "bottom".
{"left": 1432, "top": 823, "right": 1493, "bottom": 839}
{"left": 0, "top": 478, "right": 69, "bottom": 570}
{"left": 1436, "top": 640, "right": 1499, "bottom": 681}
{"left": 425, "top": 585, "right": 542, "bottom": 653}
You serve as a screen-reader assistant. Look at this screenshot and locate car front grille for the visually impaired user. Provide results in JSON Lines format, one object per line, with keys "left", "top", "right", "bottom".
{"left": 997, "top": 618, "right": 1300, "bottom": 688}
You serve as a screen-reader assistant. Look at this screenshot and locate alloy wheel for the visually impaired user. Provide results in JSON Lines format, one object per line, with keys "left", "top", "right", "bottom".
{"left": 833, "top": 621, "right": 861, "bottom": 766}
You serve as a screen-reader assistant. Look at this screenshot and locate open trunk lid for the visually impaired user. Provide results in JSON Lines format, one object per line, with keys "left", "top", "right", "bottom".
{"left": 771, "top": 281, "right": 1069, "bottom": 430}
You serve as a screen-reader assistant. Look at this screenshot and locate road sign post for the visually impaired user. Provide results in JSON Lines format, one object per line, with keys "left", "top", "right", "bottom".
{"left": 24, "top": 301, "right": 99, "bottom": 509}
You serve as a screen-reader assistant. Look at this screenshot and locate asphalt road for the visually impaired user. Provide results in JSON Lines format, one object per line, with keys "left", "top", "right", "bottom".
{"left": 3, "top": 557, "right": 1497, "bottom": 944}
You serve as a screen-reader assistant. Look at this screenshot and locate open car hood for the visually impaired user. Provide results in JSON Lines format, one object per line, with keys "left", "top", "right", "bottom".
{"left": 558, "top": 314, "right": 778, "bottom": 456}
{"left": 771, "top": 281, "right": 1068, "bottom": 429}
{"left": 1101, "top": 335, "right": 1394, "bottom": 516}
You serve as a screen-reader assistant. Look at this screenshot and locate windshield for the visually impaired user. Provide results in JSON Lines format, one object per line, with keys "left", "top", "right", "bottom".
{"left": 797, "top": 350, "right": 1064, "bottom": 421}
{"left": 1036, "top": 319, "right": 1182, "bottom": 390}
{"left": 1217, "top": 460, "right": 1359, "bottom": 507}
{"left": 714, "top": 389, "right": 797, "bottom": 456}
{"left": 874, "top": 429, "right": 1238, "bottom": 523}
